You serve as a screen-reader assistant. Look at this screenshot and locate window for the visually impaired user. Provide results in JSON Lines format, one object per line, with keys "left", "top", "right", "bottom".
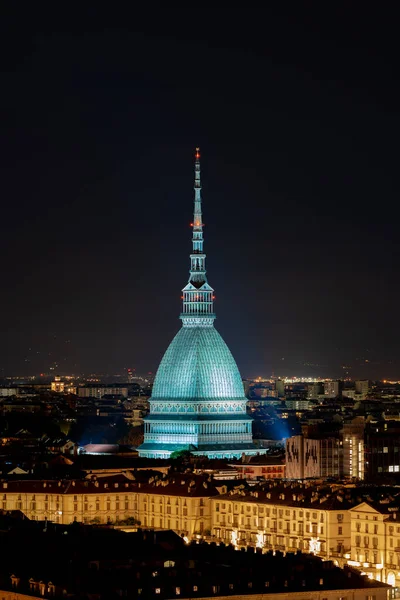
{"left": 175, "top": 588, "right": 181, "bottom": 595}
{"left": 338, "top": 526, "right": 342, "bottom": 535}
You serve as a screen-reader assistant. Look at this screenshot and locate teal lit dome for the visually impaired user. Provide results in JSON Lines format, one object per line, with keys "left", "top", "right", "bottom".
{"left": 151, "top": 326, "right": 246, "bottom": 401}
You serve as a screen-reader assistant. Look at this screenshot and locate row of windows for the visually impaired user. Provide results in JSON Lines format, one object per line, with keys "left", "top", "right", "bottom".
{"left": 355, "top": 535, "right": 400, "bottom": 549}
{"left": 2, "top": 494, "right": 204, "bottom": 506}
{"left": 215, "top": 503, "right": 343, "bottom": 522}
{"left": 215, "top": 515, "right": 327, "bottom": 534}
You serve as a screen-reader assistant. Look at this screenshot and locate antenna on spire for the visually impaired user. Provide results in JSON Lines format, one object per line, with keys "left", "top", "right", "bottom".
{"left": 180, "top": 147, "right": 215, "bottom": 326}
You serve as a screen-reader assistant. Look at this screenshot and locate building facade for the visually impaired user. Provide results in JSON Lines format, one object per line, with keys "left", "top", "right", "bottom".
{"left": 0, "top": 473, "right": 216, "bottom": 538}
{"left": 285, "top": 435, "right": 340, "bottom": 479}
{"left": 77, "top": 384, "right": 129, "bottom": 398}
{"left": 138, "top": 150, "right": 259, "bottom": 460}
{"left": 349, "top": 501, "right": 400, "bottom": 587}
{"left": 210, "top": 486, "right": 351, "bottom": 565}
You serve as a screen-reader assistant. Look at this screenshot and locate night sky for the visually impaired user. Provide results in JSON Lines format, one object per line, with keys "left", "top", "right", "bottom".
{"left": 1, "top": 5, "right": 400, "bottom": 380}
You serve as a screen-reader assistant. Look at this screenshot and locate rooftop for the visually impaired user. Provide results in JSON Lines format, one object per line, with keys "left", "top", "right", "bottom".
{"left": 0, "top": 472, "right": 219, "bottom": 498}
{"left": 0, "top": 524, "right": 388, "bottom": 599}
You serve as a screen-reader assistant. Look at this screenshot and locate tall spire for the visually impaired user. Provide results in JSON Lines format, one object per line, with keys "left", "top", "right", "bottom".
{"left": 180, "top": 149, "right": 215, "bottom": 327}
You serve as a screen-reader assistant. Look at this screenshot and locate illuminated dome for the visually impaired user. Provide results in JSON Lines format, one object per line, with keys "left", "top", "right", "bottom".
{"left": 138, "top": 149, "right": 261, "bottom": 460}
{"left": 152, "top": 326, "right": 246, "bottom": 401}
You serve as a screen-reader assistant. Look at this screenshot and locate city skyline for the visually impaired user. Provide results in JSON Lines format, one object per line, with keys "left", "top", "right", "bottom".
{"left": 1, "top": 6, "right": 400, "bottom": 379}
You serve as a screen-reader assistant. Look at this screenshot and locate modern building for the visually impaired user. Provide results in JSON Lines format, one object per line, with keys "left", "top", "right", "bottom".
{"left": 324, "top": 380, "right": 342, "bottom": 398}
{"left": 284, "top": 398, "right": 311, "bottom": 411}
{"left": 355, "top": 379, "right": 370, "bottom": 398}
{"left": 308, "top": 382, "right": 323, "bottom": 400}
{"left": 286, "top": 435, "right": 340, "bottom": 479}
{"left": 138, "top": 150, "right": 259, "bottom": 460}
{"left": 342, "top": 417, "right": 366, "bottom": 480}
{"left": 0, "top": 387, "right": 18, "bottom": 397}
{"left": 77, "top": 384, "right": 129, "bottom": 398}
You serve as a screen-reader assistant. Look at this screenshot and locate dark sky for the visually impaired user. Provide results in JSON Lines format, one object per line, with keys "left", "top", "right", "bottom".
{"left": 1, "top": 5, "right": 400, "bottom": 380}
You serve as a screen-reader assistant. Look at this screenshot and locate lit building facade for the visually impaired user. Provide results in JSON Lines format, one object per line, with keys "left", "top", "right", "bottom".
{"left": 138, "top": 150, "right": 259, "bottom": 459}
{"left": 349, "top": 501, "right": 400, "bottom": 587}
{"left": 342, "top": 417, "right": 366, "bottom": 480}
{"left": 210, "top": 486, "right": 351, "bottom": 565}
{"left": 285, "top": 435, "right": 340, "bottom": 479}
{"left": 0, "top": 473, "right": 216, "bottom": 538}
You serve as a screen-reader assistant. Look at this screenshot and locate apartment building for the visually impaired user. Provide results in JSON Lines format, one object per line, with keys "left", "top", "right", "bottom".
{"left": 210, "top": 483, "right": 351, "bottom": 566}
{"left": 0, "top": 472, "right": 217, "bottom": 538}
{"left": 349, "top": 500, "right": 400, "bottom": 587}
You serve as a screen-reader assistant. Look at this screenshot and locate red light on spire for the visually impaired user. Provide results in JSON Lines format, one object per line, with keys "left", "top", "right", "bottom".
{"left": 195, "top": 147, "right": 200, "bottom": 160}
